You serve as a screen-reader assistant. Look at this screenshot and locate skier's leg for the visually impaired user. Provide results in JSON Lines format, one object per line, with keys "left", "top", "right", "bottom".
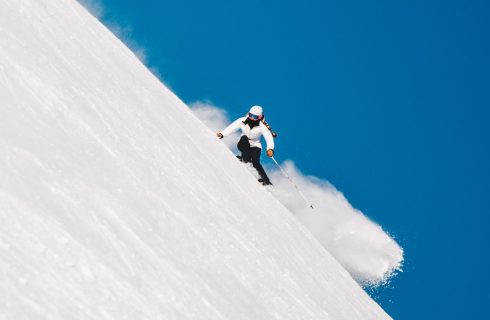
{"left": 237, "top": 136, "right": 252, "bottom": 163}
{"left": 251, "top": 147, "right": 271, "bottom": 185}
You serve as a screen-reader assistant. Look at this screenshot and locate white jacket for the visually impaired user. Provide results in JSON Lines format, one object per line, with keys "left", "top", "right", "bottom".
{"left": 221, "top": 117, "right": 275, "bottom": 150}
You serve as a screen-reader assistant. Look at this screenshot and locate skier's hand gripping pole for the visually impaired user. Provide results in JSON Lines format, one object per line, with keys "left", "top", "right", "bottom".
{"left": 271, "top": 156, "right": 314, "bottom": 210}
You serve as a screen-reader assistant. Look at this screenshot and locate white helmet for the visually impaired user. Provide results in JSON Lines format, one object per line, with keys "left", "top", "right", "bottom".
{"left": 249, "top": 105, "right": 263, "bottom": 117}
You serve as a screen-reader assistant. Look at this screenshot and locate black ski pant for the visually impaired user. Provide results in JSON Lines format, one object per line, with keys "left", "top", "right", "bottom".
{"left": 237, "top": 136, "right": 271, "bottom": 184}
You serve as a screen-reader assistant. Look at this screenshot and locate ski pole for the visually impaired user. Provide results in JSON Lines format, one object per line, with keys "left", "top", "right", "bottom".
{"left": 271, "top": 157, "right": 314, "bottom": 210}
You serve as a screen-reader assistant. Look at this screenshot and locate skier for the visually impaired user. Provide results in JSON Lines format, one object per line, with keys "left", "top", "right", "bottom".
{"left": 217, "top": 105, "right": 275, "bottom": 185}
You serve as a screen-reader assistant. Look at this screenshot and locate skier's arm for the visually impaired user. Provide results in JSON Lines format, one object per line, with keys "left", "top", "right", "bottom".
{"left": 219, "top": 118, "right": 243, "bottom": 137}
{"left": 261, "top": 125, "right": 275, "bottom": 152}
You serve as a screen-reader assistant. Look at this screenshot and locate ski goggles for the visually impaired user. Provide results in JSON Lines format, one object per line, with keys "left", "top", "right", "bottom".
{"left": 248, "top": 113, "right": 262, "bottom": 120}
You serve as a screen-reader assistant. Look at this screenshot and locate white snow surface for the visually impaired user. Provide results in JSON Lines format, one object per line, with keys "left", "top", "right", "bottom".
{"left": 0, "top": 0, "right": 391, "bottom": 319}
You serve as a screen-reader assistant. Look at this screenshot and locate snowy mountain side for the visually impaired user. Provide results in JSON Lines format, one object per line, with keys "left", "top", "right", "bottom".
{"left": 0, "top": 0, "right": 391, "bottom": 319}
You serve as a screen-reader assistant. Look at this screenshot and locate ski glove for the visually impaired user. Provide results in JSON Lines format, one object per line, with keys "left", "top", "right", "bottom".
{"left": 217, "top": 132, "right": 224, "bottom": 139}
{"left": 266, "top": 149, "right": 274, "bottom": 157}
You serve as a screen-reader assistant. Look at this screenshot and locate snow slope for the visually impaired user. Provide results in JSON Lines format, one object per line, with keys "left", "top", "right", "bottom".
{"left": 0, "top": 0, "right": 391, "bottom": 319}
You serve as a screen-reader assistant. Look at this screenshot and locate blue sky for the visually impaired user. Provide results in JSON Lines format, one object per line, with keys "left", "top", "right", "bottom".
{"left": 89, "top": 0, "right": 489, "bottom": 318}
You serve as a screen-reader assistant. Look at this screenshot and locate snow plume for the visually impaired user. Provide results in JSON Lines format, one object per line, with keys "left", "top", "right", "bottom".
{"left": 190, "top": 101, "right": 404, "bottom": 286}
{"left": 268, "top": 162, "right": 404, "bottom": 286}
